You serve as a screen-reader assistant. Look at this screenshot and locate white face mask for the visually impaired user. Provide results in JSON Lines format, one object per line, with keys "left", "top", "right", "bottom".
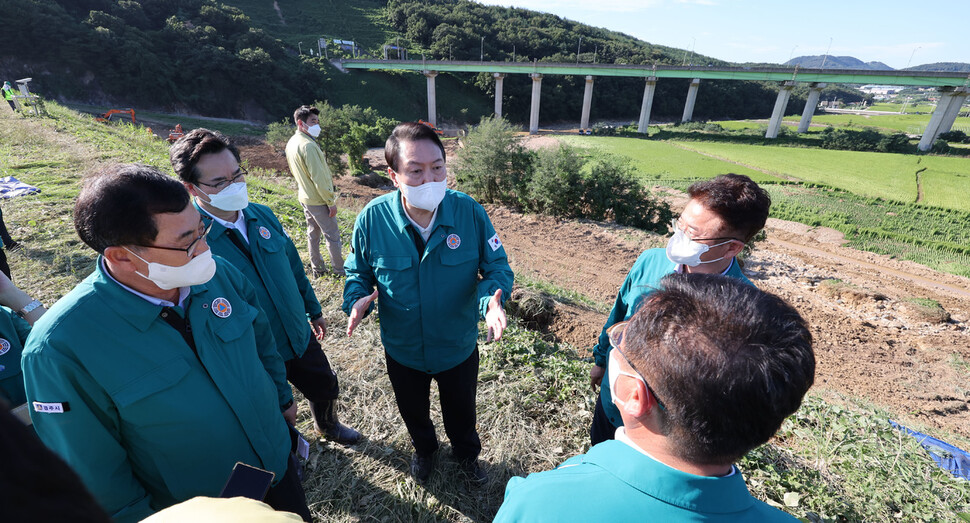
{"left": 198, "top": 181, "right": 249, "bottom": 211}
{"left": 608, "top": 349, "right": 647, "bottom": 410}
{"left": 399, "top": 180, "right": 446, "bottom": 211}
{"left": 665, "top": 224, "right": 735, "bottom": 267}
{"left": 306, "top": 123, "right": 321, "bottom": 138}
{"left": 125, "top": 248, "right": 217, "bottom": 290}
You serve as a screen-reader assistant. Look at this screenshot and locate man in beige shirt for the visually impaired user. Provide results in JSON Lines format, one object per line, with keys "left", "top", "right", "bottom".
{"left": 285, "top": 105, "right": 344, "bottom": 277}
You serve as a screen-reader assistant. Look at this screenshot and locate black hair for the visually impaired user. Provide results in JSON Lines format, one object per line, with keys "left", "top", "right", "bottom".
{"left": 169, "top": 128, "right": 241, "bottom": 184}
{"left": 74, "top": 164, "right": 190, "bottom": 254}
{"left": 384, "top": 122, "right": 446, "bottom": 172}
{"left": 624, "top": 273, "right": 814, "bottom": 466}
{"left": 293, "top": 105, "right": 319, "bottom": 125}
{"left": 687, "top": 174, "right": 771, "bottom": 242}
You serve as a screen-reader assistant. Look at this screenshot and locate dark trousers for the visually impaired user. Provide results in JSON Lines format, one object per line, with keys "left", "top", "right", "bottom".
{"left": 263, "top": 452, "right": 312, "bottom": 521}
{"left": 285, "top": 336, "right": 339, "bottom": 423}
{"left": 0, "top": 249, "right": 9, "bottom": 281}
{"left": 385, "top": 347, "right": 481, "bottom": 462}
{"left": 590, "top": 396, "right": 619, "bottom": 446}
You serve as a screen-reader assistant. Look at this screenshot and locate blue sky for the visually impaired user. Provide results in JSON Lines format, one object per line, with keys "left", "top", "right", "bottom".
{"left": 476, "top": 0, "right": 969, "bottom": 69}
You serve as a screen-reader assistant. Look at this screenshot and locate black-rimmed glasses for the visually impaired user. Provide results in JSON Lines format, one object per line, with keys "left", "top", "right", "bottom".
{"left": 197, "top": 166, "right": 248, "bottom": 190}
{"left": 138, "top": 220, "right": 213, "bottom": 258}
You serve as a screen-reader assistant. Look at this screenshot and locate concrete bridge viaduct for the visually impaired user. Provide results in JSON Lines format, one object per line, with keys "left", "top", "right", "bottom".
{"left": 340, "top": 59, "right": 969, "bottom": 152}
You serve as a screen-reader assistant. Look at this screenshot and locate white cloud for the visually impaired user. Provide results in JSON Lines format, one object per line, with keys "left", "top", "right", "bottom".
{"left": 676, "top": 0, "right": 718, "bottom": 5}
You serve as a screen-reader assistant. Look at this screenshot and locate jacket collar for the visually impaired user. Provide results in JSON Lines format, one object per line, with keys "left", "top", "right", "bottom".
{"left": 583, "top": 440, "right": 754, "bottom": 514}
{"left": 196, "top": 202, "right": 255, "bottom": 239}
{"left": 92, "top": 255, "right": 214, "bottom": 333}
{"left": 389, "top": 189, "right": 456, "bottom": 235}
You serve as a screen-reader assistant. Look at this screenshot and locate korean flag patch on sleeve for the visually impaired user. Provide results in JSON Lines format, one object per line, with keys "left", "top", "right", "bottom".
{"left": 487, "top": 233, "right": 503, "bottom": 252}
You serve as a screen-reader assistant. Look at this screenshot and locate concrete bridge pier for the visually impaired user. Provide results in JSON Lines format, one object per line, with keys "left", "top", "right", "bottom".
{"left": 493, "top": 73, "right": 505, "bottom": 117}
{"left": 424, "top": 70, "right": 438, "bottom": 127}
{"left": 765, "top": 81, "right": 795, "bottom": 139}
{"left": 529, "top": 73, "right": 543, "bottom": 134}
{"left": 580, "top": 76, "right": 594, "bottom": 130}
{"left": 637, "top": 77, "right": 658, "bottom": 134}
{"left": 797, "top": 82, "right": 827, "bottom": 133}
{"left": 682, "top": 78, "right": 701, "bottom": 122}
{"left": 918, "top": 87, "right": 969, "bottom": 151}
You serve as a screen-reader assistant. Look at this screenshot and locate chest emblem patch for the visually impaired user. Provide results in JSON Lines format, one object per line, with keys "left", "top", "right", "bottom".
{"left": 259, "top": 226, "right": 271, "bottom": 240}
{"left": 0, "top": 338, "right": 9, "bottom": 356}
{"left": 446, "top": 234, "right": 461, "bottom": 250}
{"left": 211, "top": 297, "right": 232, "bottom": 318}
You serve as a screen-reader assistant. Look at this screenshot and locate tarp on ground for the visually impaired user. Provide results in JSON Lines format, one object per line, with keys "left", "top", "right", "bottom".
{"left": 890, "top": 419, "right": 970, "bottom": 481}
{"left": 0, "top": 176, "right": 40, "bottom": 199}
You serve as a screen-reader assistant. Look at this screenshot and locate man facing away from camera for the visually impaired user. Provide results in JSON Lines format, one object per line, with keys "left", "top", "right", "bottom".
{"left": 496, "top": 273, "right": 815, "bottom": 521}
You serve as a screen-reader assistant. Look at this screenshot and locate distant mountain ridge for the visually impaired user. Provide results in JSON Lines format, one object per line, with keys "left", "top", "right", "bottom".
{"left": 786, "top": 55, "right": 892, "bottom": 70}
{"left": 785, "top": 55, "right": 970, "bottom": 72}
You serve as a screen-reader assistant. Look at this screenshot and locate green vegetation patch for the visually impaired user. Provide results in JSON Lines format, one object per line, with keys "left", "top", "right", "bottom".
{"left": 670, "top": 141, "right": 927, "bottom": 203}
{"left": 559, "top": 135, "right": 779, "bottom": 184}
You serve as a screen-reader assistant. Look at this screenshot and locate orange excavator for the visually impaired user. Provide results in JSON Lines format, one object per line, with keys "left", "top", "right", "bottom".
{"left": 166, "top": 124, "right": 185, "bottom": 143}
{"left": 418, "top": 119, "right": 444, "bottom": 136}
{"left": 96, "top": 108, "right": 136, "bottom": 123}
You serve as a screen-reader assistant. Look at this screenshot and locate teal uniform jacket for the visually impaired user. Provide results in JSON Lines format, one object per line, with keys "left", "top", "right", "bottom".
{"left": 22, "top": 257, "right": 293, "bottom": 523}
{"left": 494, "top": 439, "right": 799, "bottom": 522}
{"left": 198, "top": 202, "right": 322, "bottom": 362}
{"left": 594, "top": 248, "right": 752, "bottom": 428}
{"left": 342, "top": 189, "right": 513, "bottom": 373}
{"left": 0, "top": 306, "right": 31, "bottom": 405}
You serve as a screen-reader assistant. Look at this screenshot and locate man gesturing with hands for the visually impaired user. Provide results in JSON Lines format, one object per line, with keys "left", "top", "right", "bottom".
{"left": 343, "top": 122, "right": 512, "bottom": 485}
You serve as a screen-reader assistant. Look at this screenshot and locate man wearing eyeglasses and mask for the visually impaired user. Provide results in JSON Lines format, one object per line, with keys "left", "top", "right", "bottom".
{"left": 286, "top": 104, "right": 345, "bottom": 278}
{"left": 171, "top": 128, "right": 360, "bottom": 445}
{"left": 21, "top": 164, "right": 311, "bottom": 522}
{"left": 343, "top": 122, "right": 513, "bottom": 485}
{"left": 589, "top": 173, "right": 771, "bottom": 445}
{"left": 496, "top": 273, "right": 814, "bottom": 521}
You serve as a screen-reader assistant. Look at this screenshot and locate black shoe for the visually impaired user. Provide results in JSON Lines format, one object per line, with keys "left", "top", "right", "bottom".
{"left": 311, "top": 269, "right": 326, "bottom": 279}
{"left": 459, "top": 459, "right": 487, "bottom": 485}
{"left": 316, "top": 421, "right": 362, "bottom": 445}
{"left": 410, "top": 452, "right": 434, "bottom": 483}
{"left": 312, "top": 401, "right": 362, "bottom": 445}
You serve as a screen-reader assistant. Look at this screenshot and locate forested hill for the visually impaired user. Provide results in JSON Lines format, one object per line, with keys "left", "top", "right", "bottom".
{"left": 0, "top": 0, "right": 809, "bottom": 123}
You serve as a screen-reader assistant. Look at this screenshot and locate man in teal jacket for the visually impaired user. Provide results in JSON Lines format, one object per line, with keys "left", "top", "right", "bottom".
{"left": 343, "top": 122, "right": 512, "bottom": 484}
{"left": 170, "top": 128, "right": 360, "bottom": 444}
{"left": 589, "top": 173, "right": 771, "bottom": 444}
{"left": 496, "top": 273, "right": 815, "bottom": 521}
{"left": 22, "top": 164, "right": 310, "bottom": 522}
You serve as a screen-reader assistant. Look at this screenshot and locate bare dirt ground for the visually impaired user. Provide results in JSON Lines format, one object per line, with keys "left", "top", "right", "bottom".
{"left": 239, "top": 136, "right": 970, "bottom": 442}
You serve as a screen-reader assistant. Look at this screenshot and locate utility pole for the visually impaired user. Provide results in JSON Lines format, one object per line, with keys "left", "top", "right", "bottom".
{"left": 481, "top": 36, "right": 485, "bottom": 61}
{"left": 820, "top": 37, "right": 832, "bottom": 68}
{"left": 577, "top": 36, "right": 583, "bottom": 63}
{"left": 788, "top": 44, "right": 798, "bottom": 65}
{"left": 298, "top": 41, "right": 303, "bottom": 55}
{"left": 906, "top": 46, "right": 921, "bottom": 69}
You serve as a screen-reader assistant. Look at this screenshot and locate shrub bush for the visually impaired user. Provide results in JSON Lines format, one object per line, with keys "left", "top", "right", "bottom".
{"left": 454, "top": 116, "right": 534, "bottom": 206}
{"left": 820, "top": 127, "right": 884, "bottom": 151}
{"left": 528, "top": 145, "right": 585, "bottom": 216}
{"left": 938, "top": 130, "right": 967, "bottom": 143}
{"left": 876, "top": 132, "right": 911, "bottom": 153}
{"left": 458, "top": 129, "right": 670, "bottom": 233}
